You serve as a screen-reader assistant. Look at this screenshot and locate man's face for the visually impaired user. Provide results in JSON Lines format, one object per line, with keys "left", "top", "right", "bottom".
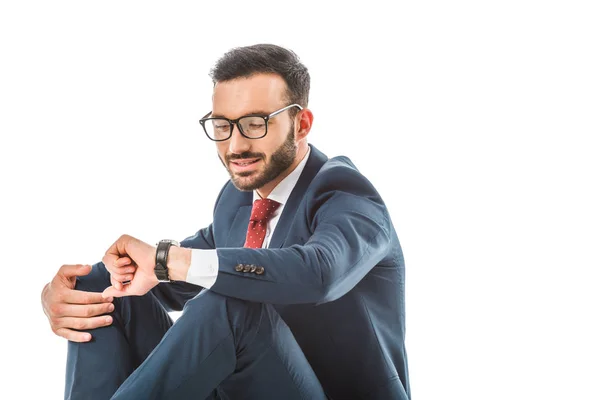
{"left": 212, "top": 73, "right": 298, "bottom": 192}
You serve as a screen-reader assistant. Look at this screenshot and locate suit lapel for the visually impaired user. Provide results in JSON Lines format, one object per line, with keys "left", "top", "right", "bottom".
{"left": 224, "top": 189, "right": 253, "bottom": 247}
{"left": 225, "top": 205, "right": 251, "bottom": 247}
{"left": 268, "top": 144, "right": 329, "bottom": 249}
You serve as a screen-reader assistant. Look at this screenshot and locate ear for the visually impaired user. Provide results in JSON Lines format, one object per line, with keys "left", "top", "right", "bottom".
{"left": 295, "top": 108, "right": 314, "bottom": 141}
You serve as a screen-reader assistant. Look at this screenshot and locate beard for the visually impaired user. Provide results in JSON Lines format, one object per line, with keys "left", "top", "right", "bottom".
{"left": 220, "top": 124, "right": 297, "bottom": 192}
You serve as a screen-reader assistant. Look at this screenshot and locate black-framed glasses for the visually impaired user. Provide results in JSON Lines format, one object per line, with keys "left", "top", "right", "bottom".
{"left": 199, "top": 103, "right": 303, "bottom": 141}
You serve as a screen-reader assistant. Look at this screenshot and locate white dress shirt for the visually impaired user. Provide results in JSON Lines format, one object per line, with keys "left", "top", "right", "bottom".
{"left": 185, "top": 147, "right": 311, "bottom": 288}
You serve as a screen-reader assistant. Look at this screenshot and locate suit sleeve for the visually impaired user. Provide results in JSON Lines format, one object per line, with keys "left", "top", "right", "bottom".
{"left": 179, "top": 225, "right": 216, "bottom": 250}
{"left": 210, "top": 169, "right": 392, "bottom": 305}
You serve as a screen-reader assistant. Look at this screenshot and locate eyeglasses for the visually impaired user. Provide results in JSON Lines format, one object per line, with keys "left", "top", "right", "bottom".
{"left": 199, "top": 104, "right": 303, "bottom": 141}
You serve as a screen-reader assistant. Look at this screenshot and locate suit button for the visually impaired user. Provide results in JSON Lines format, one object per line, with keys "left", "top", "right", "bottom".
{"left": 235, "top": 264, "right": 244, "bottom": 272}
{"left": 243, "top": 265, "right": 252, "bottom": 273}
{"left": 255, "top": 266, "right": 265, "bottom": 275}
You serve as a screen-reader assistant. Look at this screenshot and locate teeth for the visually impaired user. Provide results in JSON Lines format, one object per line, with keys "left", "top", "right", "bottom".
{"left": 236, "top": 160, "right": 255, "bottom": 166}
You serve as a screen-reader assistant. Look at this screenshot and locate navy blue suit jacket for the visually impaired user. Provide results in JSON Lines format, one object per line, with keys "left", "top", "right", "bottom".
{"left": 170, "top": 144, "right": 410, "bottom": 399}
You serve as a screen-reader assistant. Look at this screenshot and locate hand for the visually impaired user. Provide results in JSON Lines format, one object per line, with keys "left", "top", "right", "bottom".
{"left": 102, "top": 234, "right": 159, "bottom": 299}
{"left": 105, "top": 255, "right": 136, "bottom": 291}
{"left": 41, "top": 264, "right": 115, "bottom": 342}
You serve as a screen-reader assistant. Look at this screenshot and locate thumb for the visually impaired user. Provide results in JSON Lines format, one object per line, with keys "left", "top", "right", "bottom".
{"left": 59, "top": 264, "right": 93, "bottom": 288}
{"left": 60, "top": 264, "right": 93, "bottom": 279}
{"left": 102, "top": 286, "right": 127, "bottom": 299}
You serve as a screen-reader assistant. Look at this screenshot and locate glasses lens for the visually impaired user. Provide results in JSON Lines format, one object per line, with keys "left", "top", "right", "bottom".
{"left": 203, "top": 119, "right": 231, "bottom": 141}
{"left": 239, "top": 116, "right": 267, "bottom": 138}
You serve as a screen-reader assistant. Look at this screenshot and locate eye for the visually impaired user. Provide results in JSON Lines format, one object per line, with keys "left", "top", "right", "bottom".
{"left": 213, "top": 122, "right": 230, "bottom": 131}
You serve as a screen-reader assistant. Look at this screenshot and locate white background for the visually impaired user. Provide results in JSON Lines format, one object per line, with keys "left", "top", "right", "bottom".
{"left": 1, "top": 1, "right": 598, "bottom": 399}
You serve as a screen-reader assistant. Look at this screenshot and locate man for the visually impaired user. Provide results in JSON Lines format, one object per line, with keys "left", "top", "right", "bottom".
{"left": 41, "top": 44, "right": 411, "bottom": 399}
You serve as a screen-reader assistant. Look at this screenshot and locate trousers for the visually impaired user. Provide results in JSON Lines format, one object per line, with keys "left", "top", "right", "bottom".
{"left": 65, "top": 262, "right": 327, "bottom": 400}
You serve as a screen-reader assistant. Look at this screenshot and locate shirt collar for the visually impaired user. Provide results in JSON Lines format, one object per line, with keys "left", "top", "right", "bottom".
{"left": 253, "top": 146, "right": 311, "bottom": 207}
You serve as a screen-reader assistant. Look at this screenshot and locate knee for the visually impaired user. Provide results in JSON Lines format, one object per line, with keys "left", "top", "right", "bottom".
{"left": 182, "top": 290, "right": 266, "bottom": 336}
{"left": 74, "top": 261, "right": 111, "bottom": 293}
{"left": 179, "top": 290, "right": 283, "bottom": 352}
{"left": 184, "top": 290, "right": 262, "bottom": 318}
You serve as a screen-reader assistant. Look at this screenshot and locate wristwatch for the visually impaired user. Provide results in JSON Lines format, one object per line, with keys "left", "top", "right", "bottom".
{"left": 154, "top": 239, "right": 180, "bottom": 283}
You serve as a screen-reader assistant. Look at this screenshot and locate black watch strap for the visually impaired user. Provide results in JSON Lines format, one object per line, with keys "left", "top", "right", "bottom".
{"left": 154, "top": 239, "right": 179, "bottom": 282}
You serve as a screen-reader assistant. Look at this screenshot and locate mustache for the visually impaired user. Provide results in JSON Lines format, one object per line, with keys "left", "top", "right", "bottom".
{"left": 226, "top": 152, "right": 265, "bottom": 162}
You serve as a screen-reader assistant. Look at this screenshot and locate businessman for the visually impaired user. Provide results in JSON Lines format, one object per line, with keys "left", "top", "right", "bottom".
{"left": 41, "top": 44, "right": 411, "bottom": 399}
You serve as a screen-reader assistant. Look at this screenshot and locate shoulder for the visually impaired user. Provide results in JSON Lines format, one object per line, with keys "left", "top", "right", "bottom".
{"left": 305, "top": 155, "right": 390, "bottom": 229}
{"left": 309, "top": 155, "right": 382, "bottom": 201}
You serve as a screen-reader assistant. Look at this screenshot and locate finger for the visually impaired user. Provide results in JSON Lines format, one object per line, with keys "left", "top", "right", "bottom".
{"left": 54, "top": 302, "right": 115, "bottom": 318}
{"left": 105, "top": 263, "right": 130, "bottom": 276}
{"left": 102, "top": 253, "right": 119, "bottom": 274}
{"left": 112, "top": 273, "right": 134, "bottom": 283}
{"left": 64, "top": 289, "right": 113, "bottom": 305}
{"left": 106, "top": 257, "right": 132, "bottom": 273}
{"left": 114, "top": 265, "right": 137, "bottom": 275}
{"left": 57, "top": 264, "right": 93, "bottom": 279}
{"left": 55, "top": 328, "right": 92, "bottom": 343}
{"left": 56, "top": 315, "right": 113, "bottom": 331}
{"left": 111, "top": 268, "right": 135, "bottom": 287}
{"left": 114, "top": 256, "right": 132, "bottom": 267}
{"left": 111, "top": 276, "right": 123, "bottom": 291}
{"left": 115, "top": 264, "right": 138, "bottom": 274}
{"left": 103, "top": 234, "right": 133, "bottom": 266}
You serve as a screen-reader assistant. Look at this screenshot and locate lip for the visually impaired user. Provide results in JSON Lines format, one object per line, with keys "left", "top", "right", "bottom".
{"left": 229, "top": 158, "right": 261, "bottom": 173}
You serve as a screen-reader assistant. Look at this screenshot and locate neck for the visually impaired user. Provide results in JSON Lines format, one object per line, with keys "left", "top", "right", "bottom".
{"left": 256, "top": 141, "right": 309, "bottom": 198}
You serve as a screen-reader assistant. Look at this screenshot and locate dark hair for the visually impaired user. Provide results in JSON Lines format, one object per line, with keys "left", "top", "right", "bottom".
{"left": 209, "top": 44, "right": 310, "bottom": 118}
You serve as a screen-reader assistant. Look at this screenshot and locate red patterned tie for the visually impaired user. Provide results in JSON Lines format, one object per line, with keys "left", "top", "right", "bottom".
{"left": 244, "top": 198, "right": 281, "bottom": 248}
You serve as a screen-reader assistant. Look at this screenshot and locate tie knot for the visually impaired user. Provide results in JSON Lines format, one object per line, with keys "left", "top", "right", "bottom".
{"left": 250, "top": 198, "right": 280, "bottom": 222}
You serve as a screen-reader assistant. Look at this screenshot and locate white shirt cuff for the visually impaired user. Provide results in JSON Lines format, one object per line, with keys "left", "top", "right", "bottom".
{"left": 185, "top": 249, "right": 219, "bottom": 289}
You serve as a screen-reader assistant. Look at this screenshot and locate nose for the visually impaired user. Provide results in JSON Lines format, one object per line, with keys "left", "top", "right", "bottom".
{"left": 228, "top": 124, "right": 251, "bottom": 154}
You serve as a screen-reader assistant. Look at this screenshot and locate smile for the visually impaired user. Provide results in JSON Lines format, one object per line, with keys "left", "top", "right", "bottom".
{"left": 232, "top": 159, "right": 259, "bottom": 166}
{"left": 230, "top": 158, "right": 261, "bottom": 172}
